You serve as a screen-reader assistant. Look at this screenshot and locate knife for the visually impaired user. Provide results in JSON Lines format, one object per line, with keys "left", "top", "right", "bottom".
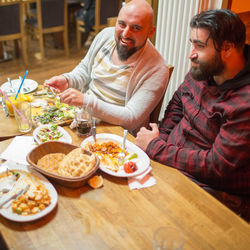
{"left": 1, "top": 96, "right": 9, "bottom": 117}
{"left": 92, "top": 118, "right": 96, "bottom": 142}
{"left": 0, "top": 184, "right": 30, "bottom": 208}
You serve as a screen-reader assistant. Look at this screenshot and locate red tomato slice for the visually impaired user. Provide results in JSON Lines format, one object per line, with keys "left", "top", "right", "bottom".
{"left": 124, "top": 161, "right": 138, "bottom": 173}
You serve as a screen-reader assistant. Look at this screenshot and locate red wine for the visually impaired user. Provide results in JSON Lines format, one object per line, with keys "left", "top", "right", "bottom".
{"left": 77, "top": 120, "right": 91, "bottom": 136}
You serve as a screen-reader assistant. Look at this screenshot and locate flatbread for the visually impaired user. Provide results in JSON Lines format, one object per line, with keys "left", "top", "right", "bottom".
{"left": 58, "top": 148, "right": 96, "bottom": 177}
{"left": 37, "top": 153, "right": 65, "bottom": 174}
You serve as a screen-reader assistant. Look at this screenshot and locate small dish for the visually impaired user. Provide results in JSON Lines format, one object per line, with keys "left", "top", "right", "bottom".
{"left": 0, "top": 79, "right": 38, "bottom": 95}
{"left": 33, "top": 124, "right": 72, "bottom": 144}
{"left": 26, "top": 141, "right": 100, "bottom": 188}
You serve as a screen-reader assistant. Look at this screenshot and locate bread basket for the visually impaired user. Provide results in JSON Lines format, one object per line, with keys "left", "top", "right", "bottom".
{"left": 26, "top": 141, "right": 99, "bottom": 188}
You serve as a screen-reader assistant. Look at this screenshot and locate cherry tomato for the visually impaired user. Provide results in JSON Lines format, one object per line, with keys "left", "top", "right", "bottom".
{"left": 124, "top": 161, "right": 138, "bottom": 173}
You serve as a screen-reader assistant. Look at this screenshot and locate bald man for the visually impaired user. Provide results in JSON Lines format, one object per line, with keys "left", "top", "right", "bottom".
{"left": 45, "top": 0, "right": 169, "bottom": 134}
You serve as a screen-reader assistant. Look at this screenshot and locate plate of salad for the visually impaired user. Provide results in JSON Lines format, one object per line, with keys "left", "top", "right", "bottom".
{"left": 32, "top": 99, "right": 76, "bottom": 127}
{"left": 33, "top": 124, "right": 72, "bottom": 144}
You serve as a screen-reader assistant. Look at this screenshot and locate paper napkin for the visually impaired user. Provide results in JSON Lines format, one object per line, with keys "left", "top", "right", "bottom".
{"left": 128, "top": 166, "right": 156, "bottom": 190}
{"left": 0, "top": 136, "right": 37, "bottom": 165}
{"left": 69, "top": 119, "right": 77, "bottom": 129}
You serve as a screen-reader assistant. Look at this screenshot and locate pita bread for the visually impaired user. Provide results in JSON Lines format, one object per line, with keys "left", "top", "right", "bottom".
{"left": 37, "top": 153, "right": 65, "bottom": 174}
{"left": 58, "top": 148, "right": 96, "bottom": 177}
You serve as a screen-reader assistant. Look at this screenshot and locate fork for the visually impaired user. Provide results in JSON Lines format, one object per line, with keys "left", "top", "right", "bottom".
{"left": 118, "top": 129, "right": 128, "bottom": 162}
{"left": 92, "top": 118, "right": 96, "bottom": 142}
{"left": 7, "top": 78, "right": 15, "bottom": 94}
{"left": 45, "top": 80, "right": 60, "bottom": 101}
{"left": 0, "top": 184, "right": 30, "bottom": 208}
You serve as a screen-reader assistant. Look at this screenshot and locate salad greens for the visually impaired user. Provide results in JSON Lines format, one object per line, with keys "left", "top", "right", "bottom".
{"left": 33, "top": 101, "right": 75, "bottom": 125}
{"left": 37, "top": 125, "right": 64, "bottom": 142}
{"left": 121, "top": 153, "right": 138, "bottom": 165}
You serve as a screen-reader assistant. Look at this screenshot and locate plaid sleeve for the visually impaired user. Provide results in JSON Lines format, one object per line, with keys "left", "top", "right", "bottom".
{"left": 146, "top": 83, "right": 250, "bottom": 193}
{"left": 158, "top": 86, "right": 184, "bottom": 141}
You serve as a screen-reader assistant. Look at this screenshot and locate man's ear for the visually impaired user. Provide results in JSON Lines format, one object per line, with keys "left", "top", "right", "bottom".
{"left": 148, "top": 26, "right": 156, "bottom": 39}
{"left": 221, "top": 41, "right": 234, "bottom": 59}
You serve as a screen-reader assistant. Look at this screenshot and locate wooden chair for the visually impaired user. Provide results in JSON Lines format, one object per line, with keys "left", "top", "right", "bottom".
{"left": 25, "top": 2, "right": 36, "bottom": 19}
{"left": 150, "top": 65, "right": 174, "bottom": 124}
{"left": 25, "top": 0, "right": 69, "bottom": 60}
{"left": 0, "top": 0, "right": 28, "bottom": 65}
{"left": 107, "top": 17, "right": 118, "bottom": 27}
{"left": 76, "top": 0, "right": 122, "bottom": 49}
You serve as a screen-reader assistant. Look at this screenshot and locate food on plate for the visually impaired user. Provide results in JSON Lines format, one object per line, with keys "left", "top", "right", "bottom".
{"left": 33, "top": 106, "right": 74, "bottom": 125}
{"left": 123, "top": 161, "right": 138, "bottom": 173}
{"left": 37, "top": 153, "right": 66, "bottom": 174}
{"left": 58, "top": 148, "right": 96, "bottom": 177}
{"left": 120, "top": 153, "right": 138, "bottom": 165}
{"left": 31, "top": 98, "right": 48, "bottom": 108}
{"left": 32, "top": 99, "right": 76, "bottom": 126}
{"left": 0, "top": 169, "right": 20, "bottom": 194}
{"left": 36, "top": 125, "right": 64, "bottom": 143}
{"left": 84, "top": 141, "right": 139, "bottom": 174}
{"left": 33, "top": 89, "right": 51, "bottom": 96}
{"left": 85, "top": 141, "right": 129, "bottom": 172}
{"left": 37, "top": 148, "right": 96, "bottom": 178}
{"left": 0, "top": 169, "right": 51, "bottom": 216}
{"left": 88, "top": 175, "right": 103, "bottom": 189}
{"left": 12, "top": 184, "right": 51, "bottom": 216}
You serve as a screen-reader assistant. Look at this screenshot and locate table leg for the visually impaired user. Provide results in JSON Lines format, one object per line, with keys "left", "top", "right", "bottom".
{"left": 0, "top": 42, "right": 3, "bottom": 59}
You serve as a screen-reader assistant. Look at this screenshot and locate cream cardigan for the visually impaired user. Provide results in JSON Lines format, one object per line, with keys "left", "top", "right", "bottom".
{"left": 64, "top": 27, "right": 169, "bottom": 133}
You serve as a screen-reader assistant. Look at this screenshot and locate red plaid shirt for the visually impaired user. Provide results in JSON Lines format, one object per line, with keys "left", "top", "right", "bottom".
{"left": 147, "top": 46, "right": 250, "bottom": 196}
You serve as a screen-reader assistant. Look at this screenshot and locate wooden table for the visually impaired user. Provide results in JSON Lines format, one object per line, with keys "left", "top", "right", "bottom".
{"left": 0, "top": 106, "right": 26, "bottom": 141}
{"left": 0, "top": 123, "right": 250, "bottom": 250}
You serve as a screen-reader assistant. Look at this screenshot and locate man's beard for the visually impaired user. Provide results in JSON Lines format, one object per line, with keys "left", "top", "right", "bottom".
{"left": 116, "top": 35, "right": 146, "bottom": 61}
{"left": 190, "top": 52, "right": 225, "bottom": 81}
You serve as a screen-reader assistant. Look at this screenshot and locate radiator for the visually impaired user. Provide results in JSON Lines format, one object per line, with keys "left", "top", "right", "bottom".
{"left": 155, "top": 0, "right": 223, "bottom": 120}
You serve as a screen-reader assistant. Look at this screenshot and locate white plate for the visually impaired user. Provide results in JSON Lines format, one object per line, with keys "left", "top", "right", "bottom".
{"left": 0, "top": 162, "right": 58, "bottom": 222}
{"left": 81, "top": 133, "right": 150, "bottom": 177}
{"left": 33, "top": 124, "right": 72, "bottom": 144}
{"left": 0, "top": 79, "right": 38, "bottom": 95}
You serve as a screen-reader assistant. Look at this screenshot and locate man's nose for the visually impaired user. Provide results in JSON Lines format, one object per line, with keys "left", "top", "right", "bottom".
{"left": 122, "top": 26, "right": 131, "bottom": 38}
{"left": 189, "top": 49, "right": 198, "bottom": 60}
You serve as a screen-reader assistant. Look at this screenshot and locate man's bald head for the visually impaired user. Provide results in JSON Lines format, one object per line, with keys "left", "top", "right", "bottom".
{"left": 122, "top": 0, "right": 154, "bottom": 29}
{"left": 115, "top": 0, "right": 155, "bottom": 61}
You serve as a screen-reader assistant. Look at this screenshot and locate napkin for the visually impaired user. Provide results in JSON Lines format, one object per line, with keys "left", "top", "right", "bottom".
{"left": 0, "top": 136, "right": 37, "bottom": 165}
{"left": 69, "top": 119, "right": 77, "bottom": 129}
{"left": 128, "top": 166, "right": 156, "bottom": 190}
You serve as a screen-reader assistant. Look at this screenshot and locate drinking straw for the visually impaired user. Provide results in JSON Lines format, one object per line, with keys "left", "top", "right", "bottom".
{"left": 15, "top": 70, "right": 28, "bottom": 100}
{"left": 0, "top": 89, "right": 27, "bottom": 122}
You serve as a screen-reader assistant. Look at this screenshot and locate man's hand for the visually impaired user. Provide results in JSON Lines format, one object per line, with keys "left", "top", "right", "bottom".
{"left": 59, "top": 88, "right": 84, "bottom": 107}
{"left": 135, "top": 123, "right": 159, "bottom": 152}
{"left": 44, "top": 75, "right": 69, "bottom": 93}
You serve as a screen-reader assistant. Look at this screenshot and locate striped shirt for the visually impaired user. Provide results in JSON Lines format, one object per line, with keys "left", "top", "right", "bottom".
{"left": 89, "top": 40, "right": 133, "bottom": 105}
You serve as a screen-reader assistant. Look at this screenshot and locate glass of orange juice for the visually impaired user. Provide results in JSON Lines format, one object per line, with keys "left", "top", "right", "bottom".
{"left": 6, "top": 94, "right": 31, "bottom": 116}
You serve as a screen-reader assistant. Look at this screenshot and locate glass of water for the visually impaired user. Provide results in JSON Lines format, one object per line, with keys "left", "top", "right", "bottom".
{"left": 153, "top": 226, "right": 185, "bottom": 250}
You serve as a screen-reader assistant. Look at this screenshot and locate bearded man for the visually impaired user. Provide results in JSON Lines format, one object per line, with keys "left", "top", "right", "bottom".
{"left": 45, "top": 0, "right": 169, "bottom": 134}
{"left": 135, "top": 9, "right": 250, "bottom": 221}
